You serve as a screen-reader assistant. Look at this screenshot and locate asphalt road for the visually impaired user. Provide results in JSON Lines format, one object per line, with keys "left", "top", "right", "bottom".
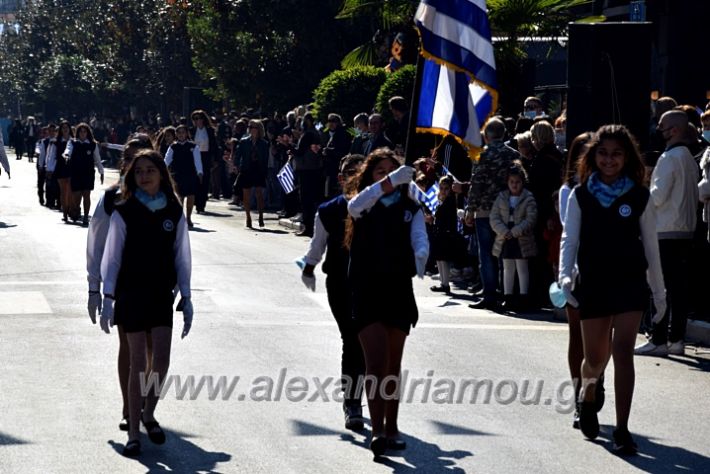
{"left": 0, "top": 148, "right": 709, "bottom": 473}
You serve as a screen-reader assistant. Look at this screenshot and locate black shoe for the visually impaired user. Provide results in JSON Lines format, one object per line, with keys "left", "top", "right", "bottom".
{"left": 578, "top": 401, "right": 599, "bottom": 440}
{"left": 430, "top": 284, "right": 451, "bottom": 294}
{"left": 344, "top": 403, "right": 364, "bottom": 431}
{"left": 501, "top": 295, "right": 517, "bottom": 312}
{"left": 595, "top": 374, "right": 605, "bottom": 413}
{"left": 612, "top": 428, "right": 638, "bottom": 456}
{"left": 370, "top": 436, "right": 387, "bottom": 457}
{"left": 82, "top": 216, "right": 89, "bottom": 227}
{"left": 572, "top": 407, "right": 580, "bottom": 429}
{"left": 122, "top": 439, "right": 141, "bottom": 457}
{"left": 119, "top": 417, "right": 129, "bottom": 432}
{"left": 469, "top": 299, "right": 497, "bottom": 310}
{"left": 141, "top": 417, "right": 166, "bottom": 445}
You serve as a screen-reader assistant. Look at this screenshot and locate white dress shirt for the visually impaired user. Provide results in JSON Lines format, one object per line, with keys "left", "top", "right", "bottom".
{"left": 63, "top": 139, "right": 105, "bottom": 175}
{"left": 194, "top": 127, "right": 209, "bottom": 153}
{"left": 165, "top": 142, "right": 204, "bottom": 175}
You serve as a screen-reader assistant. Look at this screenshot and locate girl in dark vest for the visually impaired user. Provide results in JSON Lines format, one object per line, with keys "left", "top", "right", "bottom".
{"left": 156, "top": 126, "right": 176, "bottom": 157}
{"left": 234, "top": 119, "right": 269, "bottom": 228}
{"left": 559, "top": 125, "right": 666, "bottom": 454}
{"left": 86, "top": 135, "right": 154, "bottom": 434}
{"left": 164, "top": 125, "right": 203, "bottom": 228}
{"left": 46, "top": 121, "right": 74, "bottom": 221}
{"left": 345, "top": 149, "right": 429, "bottom": 458}
{"left": 99, "top": 149, "right": 194, "bottom": 457}
{"left": 190, "top": 110, "right": 218, "bottom": 213}
{"left": 64, "top": 123, "right": 104, "bottom": 226}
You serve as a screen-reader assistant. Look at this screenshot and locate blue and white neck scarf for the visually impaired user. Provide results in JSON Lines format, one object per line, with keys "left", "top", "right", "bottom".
{"left": 135, "top": 189, "right": 167, "bottom": 212}
{"left": 586, "top": 172, "right": 634, "bottom": 208}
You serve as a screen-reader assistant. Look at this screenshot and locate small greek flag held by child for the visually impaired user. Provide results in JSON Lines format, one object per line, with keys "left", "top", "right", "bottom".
{"left": 277, "top": 162, "right": 295, "bottom": 194}
{"left": 409, "top": 182, "right": 439, "bottom": 213}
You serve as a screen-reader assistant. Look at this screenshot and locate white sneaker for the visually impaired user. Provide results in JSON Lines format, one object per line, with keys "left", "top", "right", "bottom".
{"left": 634, "top": 341, "right": 668, "bottom": 356}
{"left": 668, "top": 341, "right": 685, "bottom": 355}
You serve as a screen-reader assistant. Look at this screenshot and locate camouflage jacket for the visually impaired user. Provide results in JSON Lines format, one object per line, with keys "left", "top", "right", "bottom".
{"left": 466, "top": 141, "right": 520, "bottom": 216}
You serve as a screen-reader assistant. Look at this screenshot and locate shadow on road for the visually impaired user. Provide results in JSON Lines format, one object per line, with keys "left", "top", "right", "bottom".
{"left": 108, "top": 428, "right": 231, "bottom": 473}
{"left": 595, "top": 425, "right": 710, "bottom": 472}
{"left": 0, "top": 431, "right": 30, "bottom": 445}
{"left": 197, "top": 211, "right": 233, "bottom": 218}
{"left": 256, "top": 228, "right": 289, "bottom": 235}
{"left": 188, "top": 226, "right": 216, "bottom": 233}
{"left": 0, "top": 221, "right": 17, "bottom": 229}
{"left": 290, "top": 419, "right": 478, "bottom": 472}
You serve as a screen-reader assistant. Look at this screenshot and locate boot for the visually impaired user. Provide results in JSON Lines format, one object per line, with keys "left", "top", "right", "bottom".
{"left": 258, "top": 212, "right": 264, "bottom": 228}
{"left": 501, "top": 294, "right": 518, "bottom": 312}
{"left": 245, "top": 213, "right": 253, "bottom": 228}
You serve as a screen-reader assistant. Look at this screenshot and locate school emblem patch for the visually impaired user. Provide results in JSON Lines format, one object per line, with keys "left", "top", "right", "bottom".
{"left": 404, "top": 210, "right": 413, "bottom": 223}
{"left": 619, "top": 204, "right": 632, "bottom": 218}
{"left": 162, "top": 219, "right": 175, "bottom": 232}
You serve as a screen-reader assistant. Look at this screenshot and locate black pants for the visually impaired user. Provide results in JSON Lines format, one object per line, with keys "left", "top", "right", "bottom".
{"left": 37, "top": 167, "right": 46, "bottom": 204}
{"left": 195, "top": 152, "right": 211, "bottom": 211}
{"left": 652, "top": 239, "right": 692, "bottom": 345}
{"left": 26, "top": 137, "right": 37, "bottom": 160}
{"left": 326, "top": 276, "right": 365, "bottom": 406}
{"left": 297, "top": 169, "right": 322, "bottom": 233}
{"left": 45, "top": 173, "right": 59, "bottom": 208}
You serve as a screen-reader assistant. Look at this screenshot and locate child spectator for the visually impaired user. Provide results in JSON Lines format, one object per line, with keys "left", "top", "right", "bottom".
{"left": 490, "top": 164, "right": 538, "bottom": 311}
{"left": 430, "top": 176, "right": 458, "bottom": 294}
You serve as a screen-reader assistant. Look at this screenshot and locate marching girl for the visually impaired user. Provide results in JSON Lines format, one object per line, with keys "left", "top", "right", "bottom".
{"left": 234, "top": 119, "right": 269, "bottom": 228}
{"left": 64, "top": 123, "right": 104, "bottom": 226}
{"left": 36, "top": 124, "right": 56, "bottom": 206}
{"left": 86, "top": 134, "right": 154, "bottom": 433}
{"left": 345, "top": 149, "right": 428, "bottom": 457}
{"left": 155, "top": 126, "right": 176, "bottom": 157}
{"left": 559, "top": 125, "right": 665, "bottom": 454}
{"left": 100, "top": 149, "right": 194, "bottom": 457}
{"left": 490, "top": 164, "right": 537, "bottom": 311}
{"left": 190, "top": 110, "right": 218, "bottom": 213}
{"left": 164, "top": 125, "right": 203, "bottom": 229}
{"left": 46, "top": 121, "right": 74, "bottom": 221}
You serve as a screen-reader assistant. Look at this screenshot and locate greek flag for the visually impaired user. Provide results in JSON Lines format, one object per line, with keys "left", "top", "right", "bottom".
{"left": 409, "top": 182, "right": 440, "bottom": 213}
{"left": 277, "top": 162, "right": 295, "bottom": 194}
{"left": 414, "top": 0, "right": 497, "bottom": 157}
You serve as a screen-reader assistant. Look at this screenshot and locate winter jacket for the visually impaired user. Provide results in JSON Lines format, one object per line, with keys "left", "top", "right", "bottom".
{"left": 490, "top": 189, "right": 538, "bottom": 258}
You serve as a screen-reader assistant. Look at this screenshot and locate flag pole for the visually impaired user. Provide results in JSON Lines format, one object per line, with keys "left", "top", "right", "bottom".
{"left": 404, "top": 51, "right": 425, "bottom": 166}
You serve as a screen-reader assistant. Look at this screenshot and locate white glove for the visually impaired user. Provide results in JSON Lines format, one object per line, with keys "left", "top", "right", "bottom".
{"left": 387, "top": 166, "right": 415, "bottom": 187}
{"left": 652, "top": 295, "right": 667, "bottom": 325}
{"left": 301, "top": 273, "right": 316, "bottom": 291}
{"left": 87, "top": 291, "right": 102, "bottom": 324}
{"left": 100, "top": 297, "right": 115, "bottom": 334}
{"left": 181, "top": 297, "right": 193, "bottom": 339}
{"left": 559, "top": 276, "right": 579, "bottom": 308}
{"left": 415, "top": 249, "right": 428, "bottom": 279}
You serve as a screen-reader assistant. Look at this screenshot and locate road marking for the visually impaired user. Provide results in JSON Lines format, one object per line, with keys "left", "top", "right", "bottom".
{"left": 231, "top": 319, "right": 566, "bottom": 331}
{"left": 0, "top": 291, "right": 52, "bottom": 314}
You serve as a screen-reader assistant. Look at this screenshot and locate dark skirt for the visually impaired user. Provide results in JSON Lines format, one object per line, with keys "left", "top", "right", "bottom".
{"left": 573, "top": 278, "right": 649, "bottom": 320}
{"left": 431, "top": 231, "right": 466, "bottom": 262}
{"left": 238, "top": 164, "right": 267, "bottom": 189}
{"left": 174, "top": 172, "right": 198, "bottom": 197}
{"left": 70, "top": 171, "right": 95, "bottom": 192}
{"left": 114, "top": 288, "right": 174, "bottom": 333}
{"left": 352, "top": 277, "right": 418, "bottom": 335}
{"left": 501, "top": 237, "right": 523, "bottom": 259}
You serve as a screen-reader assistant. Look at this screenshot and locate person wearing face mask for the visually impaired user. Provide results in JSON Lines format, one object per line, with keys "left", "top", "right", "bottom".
{"left": 554, "top": 115, "right": 567, "bottom": 153}
{"left": 521, "top": 96, "right": 544, "bottom": 120}
{"left": 635, "top": 110, "right": 699, "bottom": 357}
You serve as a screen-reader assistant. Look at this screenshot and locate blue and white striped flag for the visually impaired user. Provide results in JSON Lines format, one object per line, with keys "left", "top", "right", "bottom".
{"left": 277, "top": 162, "right": 295, "bottom": 194}
{"left": 409, "top": 182, "right": 440, "bottom": 213}
{"left": 414, "top": 0, "right": 497, "bottom": 158}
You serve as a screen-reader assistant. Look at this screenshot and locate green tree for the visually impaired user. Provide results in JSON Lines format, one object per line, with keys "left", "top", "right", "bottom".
{"left": 312, "top": 66, "right": 387, "bottom": 124}
{"left": 374, "top": 64, "right": 415, "bottom": 123}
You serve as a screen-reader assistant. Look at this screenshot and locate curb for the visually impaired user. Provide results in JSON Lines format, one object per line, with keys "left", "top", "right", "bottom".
{"left": 686, "top": 319, "right": 710, "bottom": 347}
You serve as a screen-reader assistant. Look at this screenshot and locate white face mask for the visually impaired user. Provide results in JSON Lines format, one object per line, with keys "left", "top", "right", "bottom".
{"left": 703, "top": 130, "right": 710, "bottom": 143}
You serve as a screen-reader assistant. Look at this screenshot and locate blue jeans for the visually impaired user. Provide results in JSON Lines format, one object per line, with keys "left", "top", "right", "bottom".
{"left": 475, "top": 217, "right": 498, "bottom": 300}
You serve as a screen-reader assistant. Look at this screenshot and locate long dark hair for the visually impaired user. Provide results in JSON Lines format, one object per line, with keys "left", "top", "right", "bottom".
{"left": 57, "top": 120, "right": 74, "bottom": 140}
{"left": 120, "top": 134, "right": 154, "bottom": 176}
{"left": 74, "top": 122, "right": 96, "bottom": 143}
{"left": 577, "top": 125, "right": 646, "bottom": 185}
{"left": 191, "top": 109, "right": 215, "bottom": 130}
{"left": 564, "top": 132, "right": 593, "bottom": 185}
{"left": 121, "top": 149, "right": 179, "bottom": 204}
{"left": 155, "top": 126, "right": 176, "bottom": 154}
{"left": 343, "top": 148, "right": 405, "bottom": 249}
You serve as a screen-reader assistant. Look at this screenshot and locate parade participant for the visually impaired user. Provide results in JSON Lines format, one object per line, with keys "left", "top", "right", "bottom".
{"left": 559, "top": 125, "right": 665, "bottom": 454}
{"left": 37, "top": 124, "right": 56, "bottom": 206}
{"left": 300, "top": 154, "right": 366, "bottom": 431}
{"left": 164, "top": 125, "right": 203, "bottom": 229}
{"left": 155, "top": 126, "right": 176, "bottom": 157}
{"left": 46, "top": 121, "right": 74, "bottom": 220}
{"left": 25, "top": 116, "right": 39, "bottom": 163}
{"left": 429, "top": 176, "right": 459, "bottom": 294}
{"left": 86, "top": 135, "right": 154, "bottom": 433}
{"left": 64, "top": 123, "right": 105, "bottom": 226}
{"left": 234, "top": 119, "right": 269, "bottom": 228}
{"left": 190, "top": 110, "right": 218, "bottom": 214}
{"left": 345, "top": 149, "right": 428, "bottom": 457}
{"left": 100, "top": 149, "right": 193, "bottom": 457}
{"left": 0, "top": 129, "right": 10, "bottom": 179}
{"left": 489, "top": 164, "right": 537, "bottom": 311}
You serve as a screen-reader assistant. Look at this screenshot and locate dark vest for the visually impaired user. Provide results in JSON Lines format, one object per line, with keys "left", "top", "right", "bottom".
{"left": 115, "top": 197, "right": 183, "bottom": 296}
{"left": 103, "top": 187, "right": 120, "bottom": 215}
{"left": 576, "top": 182, "right": 649, "bottom": 286}
{"left": 318, "top": 195, "right": 348, "bottom": 278}
{"left": 169, "top": 141, "right": 198, "bottom": 177}
{"left": 348, "top": 192, "right": 419, "bottom": 281}
{"left": 53, "top": 138, "right": 70, "bottom": 174}
{"left": 68, "top": 140, "right": 96, "bottom": 176}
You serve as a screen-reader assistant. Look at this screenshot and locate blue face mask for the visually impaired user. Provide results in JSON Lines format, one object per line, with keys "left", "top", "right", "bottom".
{"left": 524, "top": 110, "right": 537, "bottom": 119}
